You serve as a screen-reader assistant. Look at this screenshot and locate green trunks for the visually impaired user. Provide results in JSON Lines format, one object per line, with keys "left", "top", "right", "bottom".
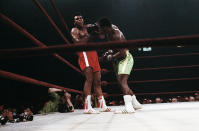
{"left": 114, "top": 50, "right": 134, "bottom": 75}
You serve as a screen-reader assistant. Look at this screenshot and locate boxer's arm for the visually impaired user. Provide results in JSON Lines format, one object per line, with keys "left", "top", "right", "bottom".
{"left": 112, "top": 29, "right": 127, "bottom": 60}
{"left": 112, "top": 49, "right": 127, "bottom": 60}
{"left": 71, "top": 28, "right": 80, "bottom": 43}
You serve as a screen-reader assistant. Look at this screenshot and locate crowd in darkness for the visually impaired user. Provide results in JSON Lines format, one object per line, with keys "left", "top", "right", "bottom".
{"left": 105, "top": 93, "right": 199, "bottom": 106}
{"left": 0, "top": 106, "right": 33, "bottom": 125}
{"left": 75, "top": 93, "right": 199, "bottom": 108}
{"left": 1, "top": 92, "right": 199, "bottom": 125}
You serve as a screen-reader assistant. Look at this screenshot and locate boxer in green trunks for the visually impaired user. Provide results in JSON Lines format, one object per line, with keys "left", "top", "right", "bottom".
{"left": 98, "top": 18, "right": 142, "bottom": 113}
{"left": 114, "top": 50, "right": 134, "bottom": 75}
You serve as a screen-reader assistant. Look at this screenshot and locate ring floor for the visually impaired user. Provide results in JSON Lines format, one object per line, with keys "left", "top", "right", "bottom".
{"left": 1, "top": 102, "right": 199, "bottom": 131}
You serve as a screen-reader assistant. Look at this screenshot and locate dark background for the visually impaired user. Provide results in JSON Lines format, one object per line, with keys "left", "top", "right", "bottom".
{"left": 1, "top": 0, "right": 199, "bottom": 107}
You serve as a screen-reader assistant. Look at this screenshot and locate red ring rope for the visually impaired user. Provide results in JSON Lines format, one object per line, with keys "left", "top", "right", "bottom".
{"left": 0, "top": 13, "right": 83, "bottom": 75}
{"left": 134, "top": 64, "right": 199, "bottom": 71}
{"left": 102, "top": 64, "right": 199, "bottom": 73}
{"left": 106, "top": 90, "right": 199, "bottom": 97}
{"left": 0, "top": 34, "right": 199, "bottom": 58}
{"left": 0, "top": 69, "right": 83, "bottom": 94}
{"left": 49, "top": 0, "right": 69, "bottom": 33}
{"left": 103, "top": 77, "right": 199, "bottom": 85}
{"left": 135, "top": 52, "right": 199, "bottom": 59}
{"left": 32, "top": 0, "right": 71, "bottom": 44}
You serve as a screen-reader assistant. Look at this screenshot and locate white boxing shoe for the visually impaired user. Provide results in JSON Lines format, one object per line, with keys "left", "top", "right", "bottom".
{"left": 84, "top": 108, "right": 100, "bottom": 114}
{"left": 98, "top": 96, "right": 114, "bottom": 112}
{"left": 100, "top": 107, "right": 114, "bottom": 112}
{"left": 84, "top": 95, "right": 100, "bottom": 114}
{"left": 114, "top": 107, "right": 135, "bottom": 114}
{"left": 114, "top": 95, "right": 135, "bottom": 114}
{"left": 124, "top": 95, "right": 135, "bottom": 113}
{"left": 132, "top": 95, "right": 142, "bottom": 110}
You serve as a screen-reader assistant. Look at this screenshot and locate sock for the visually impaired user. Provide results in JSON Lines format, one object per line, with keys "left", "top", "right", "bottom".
{"left": 98, "top": 96, "right": 107, "bottom": 109}
{"left": 84, "top": 95, "right": 92, "bottom": 110}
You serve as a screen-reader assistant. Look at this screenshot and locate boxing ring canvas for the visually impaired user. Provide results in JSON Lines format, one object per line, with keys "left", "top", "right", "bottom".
{"left": 1, "top": 102, "right": 199, "bottom": 131}
{"left": 1, "top": 0, "right": 199, "bottom": 130}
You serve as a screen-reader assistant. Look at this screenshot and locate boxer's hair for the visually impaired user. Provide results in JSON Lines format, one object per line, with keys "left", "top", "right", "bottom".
{"left": 98, "top": 17, "right": 112, "bottom": 28}
{"left": 74, "top": 12, "right": 82, "bottom": 17}
{"left": 73, "top": 12, "right": 83, "bottom": 21}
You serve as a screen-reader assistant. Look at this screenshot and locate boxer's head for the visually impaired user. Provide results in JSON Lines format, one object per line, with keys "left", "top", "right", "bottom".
{"left": 74, "top": 13, "right": 84, "bottom": 28}
{"left": 98, "top": 17, "right": 112, "bottom": 34}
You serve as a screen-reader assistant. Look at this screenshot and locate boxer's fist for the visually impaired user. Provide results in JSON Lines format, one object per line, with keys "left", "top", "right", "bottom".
{"left": 107, "top": 54, "right": 113, "bottom": 61}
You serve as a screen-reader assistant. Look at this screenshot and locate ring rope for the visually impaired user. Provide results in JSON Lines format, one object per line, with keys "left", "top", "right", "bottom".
{"left": 106, "top": 90, "right": 199, "bottom": 97}
{"left": 1, "top": 34, "right": 199, "bottom": 58}
{"left": 135, "top": 52, "right": 199, "bottom": 59}
{"left": 134, "top": 64, "right": 199, "bottom": 71}
{"left": 0, "top": 13, "right": 83, "bottom": 75}
{"left": 102, "top": 64, "right": 199, "bottom": 73}
{"left": 32, "top": 0, "right": 71, "bottom": 44}
{"left": 105, "top": 77, "right": 199, "bottom": 85}
{"left": 49, "top": 0, "right": 69, "bottom": 33}
{"left": 0, "top": 69, "right": 83, "bottom": 94}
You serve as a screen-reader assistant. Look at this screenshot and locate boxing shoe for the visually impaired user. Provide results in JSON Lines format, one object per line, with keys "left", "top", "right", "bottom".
{"left": 84, "top": 95, "right": 99, "bottom": 114}
{"left": 132, "top": 95, "right": 142, "bottom": 110}
{"left": 99, "top": 107, "right": 113, "bottom": 112}
{"left": 124, "top": 95, "right": 135, "bottom": 113}
{"left": 114, "top": 108, "right": 134, "bottom": 114}
{"left": 115, "top": 95, "right": 135, "bottom": 114}
{"left": 84, "top": 108, "right": 100, "bottom": 114}
{"left": 98, "top": 96, "right": 114, "bottom": 112}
